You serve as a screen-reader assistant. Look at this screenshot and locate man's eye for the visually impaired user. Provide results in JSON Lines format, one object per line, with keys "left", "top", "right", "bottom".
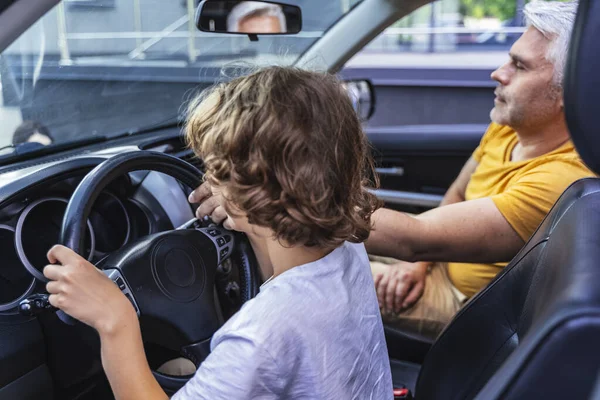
{"left": 515, "top": 62, "right": 524, "bottom": 70}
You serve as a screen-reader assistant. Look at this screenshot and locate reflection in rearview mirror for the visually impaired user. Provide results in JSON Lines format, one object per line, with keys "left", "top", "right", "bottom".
{"left": 196, "top": 1, "right": 302, "bottom": 35}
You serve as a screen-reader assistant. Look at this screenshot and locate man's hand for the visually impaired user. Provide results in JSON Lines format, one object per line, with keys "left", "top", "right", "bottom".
{"left": 373, "top": 261, "right": 429, "bottom": 314}
{"left": 43, "top": 245, "right": 136, "bottom": 336}
{"left": 189, "top": 181, "right": 234, "bottom": 230}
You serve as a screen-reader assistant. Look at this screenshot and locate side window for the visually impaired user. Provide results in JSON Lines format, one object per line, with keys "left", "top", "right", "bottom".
{"left": 351, "top": 0, "right": 525, "bottom": 57}
{"left": 345, "top": 0, "right": 527, "bottom": 128}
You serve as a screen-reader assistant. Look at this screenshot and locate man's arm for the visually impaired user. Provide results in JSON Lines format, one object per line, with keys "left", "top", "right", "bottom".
{"left": 366, "top": 197, "right": 524, "bottom": 264}
{"left": 366, "top": 155, "right": 523, "bottom": 264}
{"left": 408, "top": 155, "right": 479, "bottom": 269}
{"left": 372, "top": 156, "right": 494, "bottom": 311}
{"left": 438, "top": 156, "right": 478, "bottom": 207}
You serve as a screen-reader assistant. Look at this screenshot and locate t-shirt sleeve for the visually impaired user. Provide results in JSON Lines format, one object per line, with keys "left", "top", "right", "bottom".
{"left": 490, "top": 159, "right": 594, "bottom": 241}
{"left": 171, "top": 333, "right": 282, "bottom": 400}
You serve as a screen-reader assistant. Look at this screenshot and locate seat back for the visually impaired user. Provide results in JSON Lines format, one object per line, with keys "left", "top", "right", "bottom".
{"left": 416, "top": 0, "right": 600, "bottom": 397}
{"left": 415, "top": 179, "right": 600, "bottom": 399}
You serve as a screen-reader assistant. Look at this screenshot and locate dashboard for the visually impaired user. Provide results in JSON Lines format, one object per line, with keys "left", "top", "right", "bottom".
{"left": 0, "top": 132, "right": 251, "bottom": 399}
{"left": 0, "top": 138, "right": 197, "bottom": 315}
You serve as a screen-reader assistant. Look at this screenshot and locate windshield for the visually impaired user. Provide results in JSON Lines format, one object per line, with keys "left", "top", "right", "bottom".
{"left": 0, "top": 0, "right": 361, "bottom": 149}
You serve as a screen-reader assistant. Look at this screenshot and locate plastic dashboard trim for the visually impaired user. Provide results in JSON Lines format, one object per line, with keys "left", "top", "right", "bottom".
{"left": 0, "top": 224, "right": 36, "bottom": 312}
{"left": 0, "top": 142, "right": 199, "bottom": 310}
{"left": 15, "top": 197, "right": 97, "bottom": 283}
{"left": 0, "top": 157, "right": 110, "bottom": 209}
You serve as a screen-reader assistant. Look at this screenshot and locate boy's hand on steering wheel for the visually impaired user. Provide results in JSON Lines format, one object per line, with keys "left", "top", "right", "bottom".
{"left": 189, "top": 181, "right": 234, "bottom": 230}
{"left": 43, "top": 245, "right": 136, "bottom": 336}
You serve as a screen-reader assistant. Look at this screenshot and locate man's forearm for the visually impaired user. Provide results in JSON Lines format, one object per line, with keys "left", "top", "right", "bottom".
{"left": 100, "top": 311, "right": 168, "bottom": 400}
{"left": 366, "top": 208, "right": 421, "bottom": 261}
{"left": 366, "top": 198, "right": 523, "bottom": 264}
{"left": 367, "top": 184, "right": 463, "bottom": 263}
{"left": 439, "top": 185, "right": 464, "bottom": 207}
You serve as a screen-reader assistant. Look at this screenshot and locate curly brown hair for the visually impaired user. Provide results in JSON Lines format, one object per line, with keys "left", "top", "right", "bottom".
{"left": 185, "top": 66, "right": 381, "bottom": 249}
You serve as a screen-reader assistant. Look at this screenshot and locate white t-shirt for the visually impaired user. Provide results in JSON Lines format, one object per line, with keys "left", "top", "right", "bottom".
{"left": 172, "top": 241, "right": 393, "bottom": 399}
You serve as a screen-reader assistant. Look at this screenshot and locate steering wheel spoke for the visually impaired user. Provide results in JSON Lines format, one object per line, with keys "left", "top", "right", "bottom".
{"left": 102, "top": 268, "right": 141, "bottom": 317}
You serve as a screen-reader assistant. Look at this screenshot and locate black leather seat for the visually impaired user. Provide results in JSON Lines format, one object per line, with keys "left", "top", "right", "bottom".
{"left": 390, "top": 0, "right": 600, "bottom": 398}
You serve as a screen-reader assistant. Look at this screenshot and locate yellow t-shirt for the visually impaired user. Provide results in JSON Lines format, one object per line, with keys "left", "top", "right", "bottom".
{"left": 447, "top": 123, "right": 595, "bottom": 297}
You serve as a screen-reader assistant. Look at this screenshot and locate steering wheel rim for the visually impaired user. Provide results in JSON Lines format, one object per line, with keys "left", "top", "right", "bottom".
{"left": 59, "top": 150, "right": 260, "bottom": 390}
{"left": 61, "top": 151, "right": 201, "bottom": 254}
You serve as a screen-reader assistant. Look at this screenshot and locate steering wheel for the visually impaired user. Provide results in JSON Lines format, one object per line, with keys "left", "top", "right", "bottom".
{"left": 59, "top": 150, "right": 261, "bottom": 392}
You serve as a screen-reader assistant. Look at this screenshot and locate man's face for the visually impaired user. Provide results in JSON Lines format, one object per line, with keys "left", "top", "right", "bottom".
{"left": 238, "top": 14, "right": 282, "bottom": 33}
{"left": 490, "top": 27, "right": 563, "bottom": 129}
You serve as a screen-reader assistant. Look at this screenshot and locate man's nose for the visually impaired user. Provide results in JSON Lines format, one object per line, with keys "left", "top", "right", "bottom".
{"left": 491, "top": 64, "right": 510, "bottom": 85}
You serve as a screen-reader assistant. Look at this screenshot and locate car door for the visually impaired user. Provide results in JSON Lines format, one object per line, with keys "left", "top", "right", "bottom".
{"left": 341, "top": 64, "right": 498, "bottom": 214}
{"left": 366, "top": 123, "right": 484, "bottom": 214}
{"left": 297, "top": 0, "right": 512, "bottom": 215}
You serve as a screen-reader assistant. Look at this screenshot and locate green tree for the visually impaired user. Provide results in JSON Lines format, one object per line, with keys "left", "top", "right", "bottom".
{"left": 460, "top": 0, "right": 516, "bottom": 20}
{"left": 460, "top": 0, "right": 570, "bottom": 22}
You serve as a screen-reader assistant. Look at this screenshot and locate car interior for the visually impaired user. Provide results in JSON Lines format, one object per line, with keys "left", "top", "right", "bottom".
{"left": 0, "top": 0, "right": 598, "bottom": 399}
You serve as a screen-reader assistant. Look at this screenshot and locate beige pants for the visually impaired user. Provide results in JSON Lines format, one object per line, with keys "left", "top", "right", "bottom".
{"left": 371, "top": 256, "right": 467, "bottom": 340}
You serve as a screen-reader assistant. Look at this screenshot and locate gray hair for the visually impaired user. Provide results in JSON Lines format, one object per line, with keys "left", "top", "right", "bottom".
{"left": 523, "top": 0, "right": 579, "bottom": 86}
{"left": 226, "top": 1, "right": 287, "bottom": 32}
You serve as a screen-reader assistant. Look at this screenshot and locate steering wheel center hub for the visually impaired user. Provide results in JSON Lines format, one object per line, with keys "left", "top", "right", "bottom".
{"left": 165, "top": 249, "right": 196, "bottom": 287}
{"left": 151, "top": 236, "right": 206, "bottom": 303}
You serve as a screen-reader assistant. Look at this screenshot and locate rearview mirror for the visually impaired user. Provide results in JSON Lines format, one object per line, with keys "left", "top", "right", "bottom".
{"left": 196, "top": 0, "right": 302, "bottom": 35}
{"left": 344, "top": 80, "right": 375, "bottom": 122}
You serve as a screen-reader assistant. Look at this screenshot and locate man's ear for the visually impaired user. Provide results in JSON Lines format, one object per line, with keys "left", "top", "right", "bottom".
{"left": 554, "top": 86, "right": 564, "bottom": 109}
{"left": 559, "top": 91, "right": 564, "bottom": 109}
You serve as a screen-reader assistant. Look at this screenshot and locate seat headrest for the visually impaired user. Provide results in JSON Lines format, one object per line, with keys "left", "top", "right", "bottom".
{"left": 564, "top": 0, "right": 600, "bottom": 174}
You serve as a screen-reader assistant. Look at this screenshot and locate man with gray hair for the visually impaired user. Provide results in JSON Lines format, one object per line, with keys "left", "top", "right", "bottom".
{"left": 188, "top": 0, "right": 594, "bottom": 339}
{"left": 226, "top": 1, "right": 286, "bottom": 33}
{"left": 367, "top": 0, "right": 595, "bottom": 338}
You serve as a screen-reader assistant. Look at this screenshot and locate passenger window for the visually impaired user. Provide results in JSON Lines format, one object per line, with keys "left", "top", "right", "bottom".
{"left": 349, "top": 0, "right": 525, "bottom": 62}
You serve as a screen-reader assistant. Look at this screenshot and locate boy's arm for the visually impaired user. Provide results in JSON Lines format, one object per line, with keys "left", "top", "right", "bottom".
{"left": 43, "top": 246, "right": 168, "bottom": 400}
{"left": 100, "top": 319, "right": 168, "bottom": 400}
